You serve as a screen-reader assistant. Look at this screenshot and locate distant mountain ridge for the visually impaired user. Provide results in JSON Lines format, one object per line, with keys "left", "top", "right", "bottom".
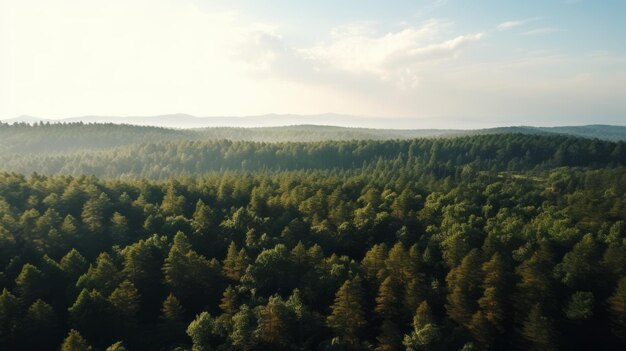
{"left": 1, "top": 114, "right": 625, "bottom": 141}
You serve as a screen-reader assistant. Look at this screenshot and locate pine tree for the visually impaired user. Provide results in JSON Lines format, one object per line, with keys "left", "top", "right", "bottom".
{"left": 230, "top": 305, "right": 257, "bottom": 351}
{"left": 110, "top": 212, "right": 129, "bottom": 245}
{"left": 68, "top": 289, "right": 116, "bottom": 342}
{"left": 108, "top": 280, "right": 140, "bottom": 320}
{"left": 256, "top": 295, "right": 290, "bottom": 347}
{"left": 60, "top": 329, "right": 92, "bottom": 351}
{"left": 468, "top": 311, "right": 494, "bottom": 349}
{"left": 445, "top": 249, "right": 483, "bottom": 328}
{"left": 0, "top": 289, "right": 21, "bottom": 346}
{"left": 375, "top": 276, "right": 402, "bottom": 320}
{"left": 403, "top": 301, "right": 440, "bottom": 351}
{"left": 187, "top": 312, "right": 220, "bottom": 351}
{"left": 478, "top": 253, "right": 507, "bottom": 332}
{"left": 15, "top": 263, "right": 45, "bottom": 304}
{"left": 555, "top": 233, "right": 600, "bottom": 289}
{"left": 76, "top": 252, "right": 122, "bottom": 296}
{"left": 327, "top": 278, "right": 367, "bottom": 347}
{"left": 223, "top": 241, "right": 248, "bottom": 281}
{"left": 59, "top": 249, "right": 89, "bottom": 282}
{"left": 219, "top": 285, "right": 237, "bottom": 315}
{"left": 522, "top": 304, "right": 556, "bottom": 351}
{"left": 81, "top": 192, "right": 110, "bottom": 233}
{"left": 105, "top": 341, "right": 128, "bottom": 351}
{"left": 192, "top": 199, "right": 215, "bottom": 234}
{"left": 23, "top": 299, "right": 58, "bottom": 349}
{"left": 161, "top": 183, "right": 185, "bottom": 216}
{"left": 375, "top": 319, "right": 402, "bottom": 351}
{"left": 607, "top": 277, "right": 626, "bottom": 339}
{"left": 386, "top": 242, "right": 413, "bottom": 284}
{"left": 362, "top": 243, "right": 388, "bottom": 282}
{"left": 161, "top": 293, "right": 185, "bottom": 322}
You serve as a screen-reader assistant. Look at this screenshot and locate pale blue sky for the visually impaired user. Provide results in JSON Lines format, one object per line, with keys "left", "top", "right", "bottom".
{"left": 1, "top": 0, "right": 624, "bottom": 126}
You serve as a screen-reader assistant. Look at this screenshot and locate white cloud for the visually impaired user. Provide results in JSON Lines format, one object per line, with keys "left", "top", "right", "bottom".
{"left": 497, "top": 18, "right": 538, "bottom": 31}
{"left": 523, "top": 27, "right": 563, "bottom": 35}
{"left": 241, "top": 20, "right": 484, "bottom": 89}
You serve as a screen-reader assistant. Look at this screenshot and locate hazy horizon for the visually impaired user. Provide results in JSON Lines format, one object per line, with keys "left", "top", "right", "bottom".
{"left": 2, "top": 0, "right": 625, "bottom": 126}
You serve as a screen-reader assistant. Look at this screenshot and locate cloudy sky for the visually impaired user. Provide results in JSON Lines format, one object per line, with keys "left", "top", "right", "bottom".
{"left": 1, "top": 0, "right": 625, "bottom": 126}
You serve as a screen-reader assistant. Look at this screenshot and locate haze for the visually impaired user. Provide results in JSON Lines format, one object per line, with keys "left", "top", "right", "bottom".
{"left": 1, "top": 0, "right": 625, "bottom": 127}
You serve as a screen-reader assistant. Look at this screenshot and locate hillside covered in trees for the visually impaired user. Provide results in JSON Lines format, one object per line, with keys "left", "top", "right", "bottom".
{"left": 0, "top": 129, "right": 625, "bottom": 350}
{"left": 1, "top": 122, "right": 625, "bottom": 157}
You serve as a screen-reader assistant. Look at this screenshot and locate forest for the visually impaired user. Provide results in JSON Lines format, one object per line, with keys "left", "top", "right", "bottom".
{"left": 0, "top": 125, "right": 625, "bottom": 350}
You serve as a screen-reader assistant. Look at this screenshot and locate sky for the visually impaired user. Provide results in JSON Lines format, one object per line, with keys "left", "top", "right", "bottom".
{"left": 1, "top": 0, "right": 625, "bottom": 127}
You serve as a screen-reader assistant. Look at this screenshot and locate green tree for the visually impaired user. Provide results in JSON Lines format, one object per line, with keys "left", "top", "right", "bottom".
{"left": 187, "top": 312, "right": 220, "bottom": 351}
{"left": 445, "top": 249, "right": 482, "bottom": 328}
{"left": 327, "top": 278, "right": 367, "bottom": 348}
{"left": 192, "top": 199, "right": 215, "bottom": 234}
{"left": 161, "top": 293, "right": 185, "bottom": 322}
{"left": 105, "top": 341, "right": 128, "bottom": 351}
{"left": 362, "top": 243, "right": 388, "bottom": 282}
{"left": 230, "top": 305, "right": 257, "bottom": 351}
{"left": 522, "top": 304, "right": 556, "bottom": 351}
{"left": 76, "top": 252, "right": 122, "bottom": 296}
{"left": 60, "top": 329, "right": 92, "bottom": 351}
{"left": 403, "top": 301, "right": 440, "bottom": 351}
{"left": 219, "top": 285, "right": 238, "bottom": 315}
{"left": 68, "top": 289, "right": 116, "bottom": 342}
{"left": 23, "top": 299, "right": 58, "bottom": 349}
{"left": 15, "top": 263, "right": 45, "bottom": 304}
{"left": 0, "top": 289, "right": 21, "bottom": 347}
{"left": 255, "top": 295, "right": 290, "bottom": 347}
{"left": 223, "top": 241, "right": 248, "bottom": 281}
{"left": 478, "top": 253, "right": 507, "bottom": 332}
{"left": 607, "top": 277, "right": 626, "bottom": 339}
{"left": 109, "top": 280, "right": 140, "bottom": 320}
{"left": 60, "top": 248, "right": 88, "bottom": 282}
{"left": 81, "top": 192, "right": 110, "bottom": 233}
{"left": 375, "top": 276, "right": 402, "bottom": 320}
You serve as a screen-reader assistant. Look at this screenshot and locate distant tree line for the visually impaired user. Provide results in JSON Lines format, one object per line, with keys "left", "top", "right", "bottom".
{"left": 1, "top": 133, "right": 624, "bottom": 179}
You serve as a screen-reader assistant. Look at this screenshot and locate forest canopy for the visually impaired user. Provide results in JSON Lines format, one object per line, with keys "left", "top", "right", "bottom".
{"left": 0, "top": 126, "right": 624, "bottom": 350}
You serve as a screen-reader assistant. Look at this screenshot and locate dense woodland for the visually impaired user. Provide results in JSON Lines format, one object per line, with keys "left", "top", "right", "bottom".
{"left": 1, "top": 122, "right": 625, "bottom": 156}
{"left": 0, "top": 128, "right": 625, "bottom": 350}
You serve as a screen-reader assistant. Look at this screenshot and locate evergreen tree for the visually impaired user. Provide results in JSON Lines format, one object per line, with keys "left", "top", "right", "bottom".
{"left": 192, "top": 199, "right": 215, "bottom": 234}
{"left": 223, "top": 241, "right": 248, "bottom": 281}
{"left": 81, "top": 192, "right": 110, "bottom": 233}
{"left": 478, "top": 253, "right": 507, "bottom": 332}
{"left": 0, "top": 289, "right": 21, "bottom": 347}
{"left": 386, "top": 242, "right": 413, "bottom": 284}
{"left": 22, "top": 299, "right": 58, "bottom": 350}
{"left": 109, "top": 280, "right": 140, "bottom": 320}
{"left": 403, "top": 301, "right": 440, "bottom": 351}
{"left": 522, "top": 304, "right": 556, "bottom": 351}
{"left": 187, "top": 312, "right": 220, "bottom": 351}
{"left": 60, "top": 249, "right": 88, "bottom": 281}
{"left": 76, "top": 252, "right": 122, "bottom": 296}
{"left": 15, "top": 263, "right": 45, "bottom": 304}
{"left": 255, "top": 295, "right": 290, "bottom": 347}
{"left": 161, "top": 293, "right": 185, "bottom": 322}
{"left": 219, "top": 285, "right": 238, "bottom": 315}
{"left": 445, "top": 249, "right": 482, "bottom": 328}
{"left": 68, "top": 289, "right": 116, "bottom": 342}
{"left": 375, "top": 276, "right": 402, "bottom": 320}
{"left": 105, "top": 341, "right": 128, "bottom": 351}
{"left": 362, "top": 243, "right": 388, "bottom": 282}
{"left": 327, "top": 278, "right": 367, "bottom": 348}
{"left": 60, "top": 329, "right": 92, "bottom": 351}
{"left": 230, "top": 305, "right": 257, "bottom": 351}
{"left": 607, "top": 277, "right": 626, "bottom": 339}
